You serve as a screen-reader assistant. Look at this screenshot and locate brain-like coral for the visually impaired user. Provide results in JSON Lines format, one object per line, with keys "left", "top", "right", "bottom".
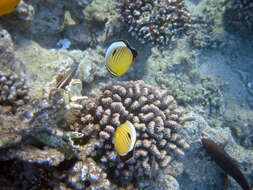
{"left": 78, "top": 80, "right": 191, "bottom": 186}
{"left": 118, "top": 0, "right": 192, "bottom": 45}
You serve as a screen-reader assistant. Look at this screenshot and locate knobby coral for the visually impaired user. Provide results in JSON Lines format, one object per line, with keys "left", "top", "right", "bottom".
{"left": 0, "top": 29, "right": 29, "bottom": 108}
{"left": 0, "top": 70, "right": 30, "bottom": 107}
{"left": 75, "top": 80, "right": 192, "bottom": 187}
{"left": 118, "top": 0, "right": 192, "bottom": 45}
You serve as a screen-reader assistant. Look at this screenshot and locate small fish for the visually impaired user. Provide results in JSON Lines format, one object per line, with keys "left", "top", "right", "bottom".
{"left": 201, "top": 138, "right": 250, "bottom": 190}
{"left": 114, "top": 121, "right": 136, "bottom": 161}
{"left": 56, "top": 64, "right": 79, "bottom": 89}
{"left": 105, "top": 39, "right": 138, "bottom": 78}
{"left": 0, "top": 0, "right": 20, "bottom": 16}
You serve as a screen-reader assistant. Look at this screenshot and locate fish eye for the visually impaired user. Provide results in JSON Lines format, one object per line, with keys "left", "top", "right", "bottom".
{"left": 127, "top": 132, "right": 131, "bottom": 139}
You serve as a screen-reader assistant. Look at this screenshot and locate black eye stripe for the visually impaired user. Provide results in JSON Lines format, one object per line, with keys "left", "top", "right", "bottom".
{"left": 113, "top": 47, "right": 124, "bottom": 63}
{"left": 127, "top": 132, "right": 131, "bottom": 139}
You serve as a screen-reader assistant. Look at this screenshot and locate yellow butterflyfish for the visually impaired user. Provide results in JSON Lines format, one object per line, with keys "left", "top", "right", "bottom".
{"left": 114, "top": 121, "right": 136, "bottom": 161}
{"left": 105, "top": 39, "right": 138, "bottom": 78}
{"left": 0, "top": 0, "right": 20, "bottom": 16}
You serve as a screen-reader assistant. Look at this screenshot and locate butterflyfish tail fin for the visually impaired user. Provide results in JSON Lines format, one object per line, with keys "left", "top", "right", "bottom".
{"left": 119, "top": 148, "right": 134, "bottom": 162}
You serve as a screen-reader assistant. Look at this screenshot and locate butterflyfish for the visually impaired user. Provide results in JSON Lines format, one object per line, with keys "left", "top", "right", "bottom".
{"left": 201, "top": 138, "right": 250, "bottom": 190}
{"left": 0, "top": 0, "right": 20, "bottom": 16}
{"left": 56, "top": 64, "right": 79, "bottom": 89}
{"left": 114, "top": 121, "right": 136, "bottom": 161}
{"left": 105, "top": 39, "right": 138, "bottom": 78}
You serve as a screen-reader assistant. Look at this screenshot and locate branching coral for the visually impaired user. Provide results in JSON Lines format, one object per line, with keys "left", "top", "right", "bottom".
{"left": 0, "top": 70, "right": 30, "bottom": 107}
{"left": 0, "top": 29, "right": 29, "bottom": 108}
{"left": 74, "top": 80, "right": 192, "bottom": 187}
{"left": 118, "top": 0, "right": 192, "bottom": 45}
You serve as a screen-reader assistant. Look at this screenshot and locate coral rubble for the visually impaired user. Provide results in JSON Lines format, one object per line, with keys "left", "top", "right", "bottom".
{"left": 67, "top": 158, "right": 111, "bottom": 190}
{"left": 188, "top": 0, "right": 226, "bottom": 49}
{"left": 118, "top": 0, "right": 192, "bottom": 45}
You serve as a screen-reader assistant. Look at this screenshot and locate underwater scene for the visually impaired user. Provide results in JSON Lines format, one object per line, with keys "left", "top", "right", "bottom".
{"left": 0, "top": 0, "right": 253, "bottom": 189}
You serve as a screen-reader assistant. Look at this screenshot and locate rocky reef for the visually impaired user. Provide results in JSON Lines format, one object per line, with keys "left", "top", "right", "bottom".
{"left": 0, "top": 29, "right": 31, "bottom": 150}
{"left": 118, "top": 0, "right": 192, "bottom": 46}
{"left": 0, "top": 79, "right": 193, "bottom": 189}
{"left": 1, "top": 77, "right": 252, "bottom": 190}
{"left": 1, "top": 0, "right": 253, "bottom": 189}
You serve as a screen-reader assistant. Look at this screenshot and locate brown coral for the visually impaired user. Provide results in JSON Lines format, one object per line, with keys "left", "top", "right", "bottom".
{"left": 0, "top": 70, "right": 30, "bottom": 107}
{"left": 78, "top": 80, "right": 191, "bottom": 186}
{"left": 0, "top": 29, "right": 29, "bottom": 109}
{"left": 0, "top": 77, "right": 193, "bottom": 189}
{"left": 67, "top": 158, "right": 112, "bottom": 190}
{"left": 118, "top": 0, "right": 192, "bottom": 46}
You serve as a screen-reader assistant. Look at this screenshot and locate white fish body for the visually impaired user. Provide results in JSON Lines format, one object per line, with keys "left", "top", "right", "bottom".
{"left": 105, "top": 41, "right": 132, "bottom": 62}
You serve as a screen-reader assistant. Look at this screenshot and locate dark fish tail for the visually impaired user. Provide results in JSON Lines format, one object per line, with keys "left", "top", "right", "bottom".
{"left": 119, "top": 149, "right": 134, "bottom": 162}
{"left": 201, "top": 138, "right": 250, "bottom": 190}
